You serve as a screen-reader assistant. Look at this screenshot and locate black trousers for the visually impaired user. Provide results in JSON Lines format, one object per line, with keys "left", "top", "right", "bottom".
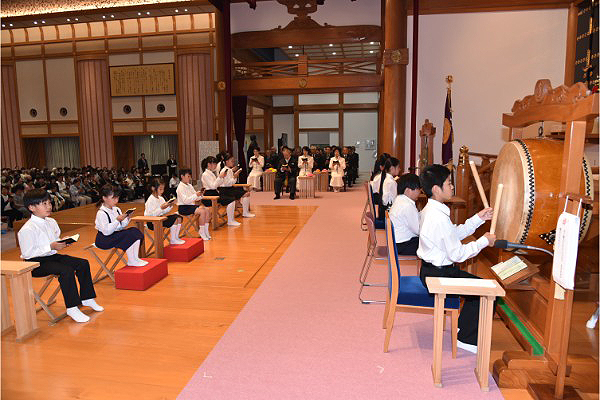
{"left": 27, "top": 254, "right": 96, "bottom": 309}
{"left": 275, "top": 174, "right": 296, "bottom": 197}
{"left": 396, "top": 236, "right": 419, "bottom": 256}
{"left": 419, "top": 261, "right": 492, "bottom": 346}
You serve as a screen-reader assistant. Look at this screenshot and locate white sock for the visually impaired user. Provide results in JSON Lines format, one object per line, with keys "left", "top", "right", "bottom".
{"left": 82, "top": 298, "right": 104, "bottom": 312}
{"left": 199, "top": 225, "right": 210, "bottom": 240}
{"left": 170, "top": 225, "right": 185, "bottom": 244}
{"left": 126, "top": 240, "right": 148, "bottom": 266}
{"left": 242, "top": 197, "right": 255, "bottom": 217}
{"left": 226, "top": 202, "right": 240, "bottom": 225}
{"left": 457, "top": 340, "right": 478, "bottom": 354}
{"left": 66, "top": 306, "right": 90, "bottom": 323}
{"left": 204, "top": 223, "right": 211, "bottom": 238}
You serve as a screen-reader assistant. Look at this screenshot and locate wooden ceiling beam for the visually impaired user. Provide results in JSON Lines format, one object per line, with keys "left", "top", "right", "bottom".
{"left": 272, "top": 103, "right": 378, "bottom": 114}
{"left": 233, "top": 74, "right": 381, "bottom": 95}
{"left": 232, "top": 25, "right": 381, "bottom": 49}
{"left": 406, "top": 0, "right": 570, "bottom": 14}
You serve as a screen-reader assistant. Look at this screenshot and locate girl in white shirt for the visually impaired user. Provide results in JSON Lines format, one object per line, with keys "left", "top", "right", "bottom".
{"left": 94, "top": 184, "right": 147, "bottom": 267}
{"left": 378, "top": 157, "right": 401, "bottom": 218}
{"left": 218, "top": 153, "right": 255, "bottom": 226}
{"left": 297, "top": 146, "right": 314, "bottom": 190}
{"left": 329, "top": 147, "right": 346, "bottom": 192}
{"left": 247, "top": 148, "right": 264, "bottom": 191}
{"left": 145, "top": 179, "right": 185, "bottom": 245}
{"left": 176, "top": 169, "right": 211, "bottom": 241}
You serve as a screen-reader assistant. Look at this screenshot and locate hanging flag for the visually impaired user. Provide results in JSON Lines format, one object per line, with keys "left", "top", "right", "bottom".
{"left": 442, "top": 77, "right": 454, "bottom": 169}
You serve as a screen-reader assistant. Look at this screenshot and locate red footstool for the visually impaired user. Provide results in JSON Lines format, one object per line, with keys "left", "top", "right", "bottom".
{"left": 115, "top": 258, "right": 168, "bottom": 290}
{"left": 163, "top": 238, "right": 204, "bottom": 262}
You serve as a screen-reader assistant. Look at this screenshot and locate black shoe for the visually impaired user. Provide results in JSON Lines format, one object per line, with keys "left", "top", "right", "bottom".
{"left": 289, "top": 195, "right": 295, "bottom": 200}
{"left": 274, "top": 195, "right": 280, "bottom": 200}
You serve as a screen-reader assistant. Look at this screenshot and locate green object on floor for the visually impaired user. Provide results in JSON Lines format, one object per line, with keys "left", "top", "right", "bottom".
{"left": 497, "top": 298, "right": 544, "bottom": 356}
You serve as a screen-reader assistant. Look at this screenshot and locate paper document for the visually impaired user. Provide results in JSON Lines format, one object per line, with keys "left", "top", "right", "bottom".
{"left": 552, "top": 212, "right": 580, "bottom": 290}
{"left": 438, "top": 278, "right": 497, "bottom": 288}
{"left": 491, "top": 256, "right": 528, "bottom": 280}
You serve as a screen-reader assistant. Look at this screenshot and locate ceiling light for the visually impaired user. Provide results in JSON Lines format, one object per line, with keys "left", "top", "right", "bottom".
{"left": 67, "top": 18, "right": 71, "bottom": 22}
{"left": 33, "top": 21, "right": 38, "bottom": 25}
{"left": 146, "top": 11, "right": 150, "bottom": 15}
{"left": 175, "top": 9, "right": 179, "bottom": 12}
{"left": 111, "top": 15, "right": 115, "bottom": 18}
{"left": 102, "top": 15, "right": 106, "bottom": 18}
{"left": 9, "top": 23, "right": 13, "bottom": 27}
{"left": 329, "top": 44, "right": 333, "bottom": 47}
{"left": 288, "top": 45, "right": 292, "bottom": 49}
{"left": 137, "top": 12, "right": 142, "bottom": 16}
{"left": 74, "top": 18, "right": 79, "bottom": 21}
{"left": 370, "top": 42, "right": 375, "bottom": 45}
{"left": 369, "top": 50, "right": 374, "bottom": 53}
{"left": 332, "top": 52, "right": 336, "bottom": 55}
{"left": 295, "top": 54, "right": 299, "bottom": 57}
{"left": 184, "top": 9, "right": 188, "bottom": 12}
{"left": 42, "top": 20, "right": 46, "bottom": 23}
{"left": 1, "top": 24, "right": 5, "bottom": 28}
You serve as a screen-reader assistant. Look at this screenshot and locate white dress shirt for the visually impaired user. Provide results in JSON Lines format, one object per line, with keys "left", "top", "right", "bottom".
{"left": 249, "top": 155, "right": 265, "bottom": 174}
{"left": 201, "top": 170, "right": 223, "bottom": 190}
{"left": 381, "top": 173, "right": 397, "bottom": 207}
{"left": 18, "top": 215, "right": 60, "bottom": 259}
{"left": 219, "top": 167, "right": 237, "bottom": 187}
{"left": 417, "top": 199, "right": 489, "bottom": 266}
{"left": 176, "top": 182, "right": 202, "bottom": 205}
{"left": 389, "top": 194, "right": 419, "bottom": 244}
{"left": 370, "top": 172, "right": 382, "bottom": 194}
{"left": 144, "top": 194, "right": 172, "bottom": 217}
{"left": 95, "top": 205, "right": 130, "bottom": 236}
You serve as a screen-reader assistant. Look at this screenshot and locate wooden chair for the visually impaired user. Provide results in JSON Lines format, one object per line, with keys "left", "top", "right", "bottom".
{"left": 360, "top": 182, "right": 369, "bottom": 231}
{"left": 206, "top": 184, "right": 250, "bottom": 230}
{"left": 131, "top": 216, "right": 167, "bottom": 258}
{"left": 382, "top": 212, "right": 459, "bottom": 358}
{"left": 179, "top": 212, "right": 199, "bottom": 238}
{"left": 33, "top": 275, "right": 67, "bottom": 324}
{"left": 358, "top": 212, "right": 388, "bottom": 304}
{"left": 85, "top": 244, "right": 126, "bottom": 284}
{"left": 298, "top": 176, "right": 315, "bottom": 199}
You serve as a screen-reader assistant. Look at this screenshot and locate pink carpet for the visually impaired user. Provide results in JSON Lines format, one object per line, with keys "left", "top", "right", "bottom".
{"left": 178, "top": 187, "right": 504, "bottom": 399}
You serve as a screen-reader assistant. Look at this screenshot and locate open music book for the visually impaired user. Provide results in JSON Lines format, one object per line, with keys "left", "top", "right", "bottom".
{"left": 58, "top": 233, "right": 80, "bottom": 244}
{"left": 491, "top": 256, "right": 528, "bottom": 280}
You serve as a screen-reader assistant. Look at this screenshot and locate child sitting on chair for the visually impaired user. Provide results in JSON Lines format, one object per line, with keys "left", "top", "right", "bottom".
{"left": 418, "top": 164, "right": 495, "bottom": 353}
{"left": 176, "top": 169, "right": 211, "bottom": 240}
{"left": 218, "top": 153, "right": 254, "bottom": 226}
{"left": 145, "top": 178, "right": 185, "bottom": 245}
{"left": 94, "top": 184, "right": 147, "bottom": 267}
{"left": 18, "top": 188, "right": 103, "bottom": 323}
{"left": 389, "top": 173, "right": 421, "bottom": 256}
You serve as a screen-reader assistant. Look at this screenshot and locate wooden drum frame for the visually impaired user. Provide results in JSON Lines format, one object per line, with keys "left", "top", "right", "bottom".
{"left": 490, "top": 138, "right": 593, "bottom": 250}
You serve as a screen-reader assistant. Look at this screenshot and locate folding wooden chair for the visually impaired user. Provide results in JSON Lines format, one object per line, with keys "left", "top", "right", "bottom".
{"left": 85, "top": 244, "right": 126, "bottom": 284}
{"left": 205, "top": 195, "right": 244, "bottom": 230}
{"left": 179, "top": 213, "right": 198, "bottom": 237}
{"left": 358, "top": 212, "right": 389, "bottom": 304}
{"left": 382, "top": 212, "right": 459, "bottom": 357}
{"left": 33, "top": 275, "right": 67, "bottom": 325}
{"left": 131, "top": 216, "right": 167, "bottom": 258}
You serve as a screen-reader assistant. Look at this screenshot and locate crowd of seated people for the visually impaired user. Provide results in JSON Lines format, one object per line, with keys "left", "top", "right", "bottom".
{"left": 0, "top": 166, "right": 151, "bottom": 229}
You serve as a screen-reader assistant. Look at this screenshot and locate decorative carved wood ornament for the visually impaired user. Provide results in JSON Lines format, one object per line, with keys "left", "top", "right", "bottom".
{"left": 511, "top": 79, "right": 589, "bottom": 114}
{"left": 276, "top": 0, "right": 324, "bottom": 29}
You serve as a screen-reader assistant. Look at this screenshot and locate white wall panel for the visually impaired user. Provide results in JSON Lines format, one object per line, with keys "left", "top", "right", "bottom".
{"left": 142, "top": 51, "right": 174, "bottom": 64}
{"left": 344, "top": 92, "right": 378, "bottom": 104}
{"left": 46, "top": 58, "right": 78, "bottom": 120}
{"left": 273, "top": 114, "right": 293, "bottom": 148}
{"left": 344, "top": 111, "right": 378, "bottom": 172}
{"left": 299, "top": 112, "right": 338, "bottom": 129}
{"left": 15, "top": 60, "right": 47, "bottom": 122}
{"left": 109, "top": 53, "right": 140, "bottom": 66}
{"left": 298, "top": 93, "right": 338, "bottom": 105}
{"left": 145, "top": 95, "right": 177, "bottom": 117}
{"left": 112, "top": 97, "right": 143, "bottom": 118}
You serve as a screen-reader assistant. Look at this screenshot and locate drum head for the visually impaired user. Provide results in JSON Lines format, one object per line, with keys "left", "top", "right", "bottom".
{"left": 491, "top": 142, "right": 529, "bottom": 244}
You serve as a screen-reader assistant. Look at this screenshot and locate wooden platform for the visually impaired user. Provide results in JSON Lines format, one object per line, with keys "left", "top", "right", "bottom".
{"left": 1, "top": 203, "right": 317, "bottom": 399}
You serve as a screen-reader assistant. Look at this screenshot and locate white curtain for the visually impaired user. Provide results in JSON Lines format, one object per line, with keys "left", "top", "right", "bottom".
{"left": 45, "top": 137, "right": 81, "bottom": 168}
{"left": 134, "top": 135, "right": 178, "bottom": 167}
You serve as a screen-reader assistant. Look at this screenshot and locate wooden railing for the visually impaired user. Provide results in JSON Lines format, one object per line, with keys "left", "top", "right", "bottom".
{"left": 233, "top": 56, "right": 380, "bottom": 79}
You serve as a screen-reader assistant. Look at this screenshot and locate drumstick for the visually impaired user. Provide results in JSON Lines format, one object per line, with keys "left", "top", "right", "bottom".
{"left": 490, "top": 183, "right": 503, "bottom": 235}
{"left": 469, "top": 161, "right": 489, "bottom": 208}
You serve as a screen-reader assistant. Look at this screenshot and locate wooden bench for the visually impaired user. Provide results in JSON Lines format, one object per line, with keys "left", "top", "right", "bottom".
{"left": 298, "top": 176, "right": 316, "bottom": 199}
{"left": 130, "top": 216, "right": 167, "bottom": 258}
{"left": 205, "top": 184, "right": 251, "bottom": 230}
{"left": 1, "top": 260, "right": 40, "bottom": 341}
{"left": 262, "top": 170, "right": 275, "bottom": 192}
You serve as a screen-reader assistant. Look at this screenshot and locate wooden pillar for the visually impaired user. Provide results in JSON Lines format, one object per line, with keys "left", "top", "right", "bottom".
{"left": 1, "top": 65, "right": 23, "bottom": 168}
{"left": 265, "top": 107, "right": 273, "bottom": 150}
{"left": 293, "top": 94, "right": 299, "bottom": 148}
{"left": 564, "top": 2, "right": 578, "bottom": 86}
{"left": 380, "top": 0, "right": 408, "bottom": 169}
{"left": 177, "top": 53, "right": 214, "bottom": 178}
{"left": 76, "top": 58, "right": 114, "bottom": 168}
{"left": 215, "top": 8, "right": 227, "bottom": 151}
{"left": 338, "top": 93, "right": 344, "bottom": 146}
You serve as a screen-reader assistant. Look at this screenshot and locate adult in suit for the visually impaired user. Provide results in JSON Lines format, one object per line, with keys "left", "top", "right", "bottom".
{"left": 166, "top": 154, "right": 177, "bottom": 177}
{"left": 137, "top": 153, "right": 149, "bottom": 171}
{"left": 274, "top": 146, "right": 299, "bottom": 200}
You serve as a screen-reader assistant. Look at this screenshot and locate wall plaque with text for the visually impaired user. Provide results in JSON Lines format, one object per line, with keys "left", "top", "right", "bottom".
{"left": 110, "top": 63, "right": 175, "bottom": 96}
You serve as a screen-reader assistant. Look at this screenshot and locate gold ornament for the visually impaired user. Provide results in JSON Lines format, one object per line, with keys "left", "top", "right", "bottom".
{"left": 217, "top": 81, "right": 226, "bottom": 91}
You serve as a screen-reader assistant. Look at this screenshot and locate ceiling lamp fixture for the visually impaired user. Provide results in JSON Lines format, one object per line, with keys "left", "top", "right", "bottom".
{"left": 295, "top": 53, "right": 299, "bottom": 57}
{"left": 175, "top": 9, "right": 179, "bottom": 12}
{"left": 332, "top": 52, "right": 336, "bottom": 55}
{"left": 288, "top": 45, "right": 292, "bottom": 49}
{"left": 33, "top": 21, "right": 38, "bottom": 24}
{"left": 329, "top": 44, "right": 333, "bottom": 47}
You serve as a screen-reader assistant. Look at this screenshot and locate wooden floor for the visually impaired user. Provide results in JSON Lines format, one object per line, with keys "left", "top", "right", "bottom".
{"left": 1, "top": 203, "right": 317, "bottom": 399}
{"left": 1, "top": 202, "right": 598, "bottom": 399}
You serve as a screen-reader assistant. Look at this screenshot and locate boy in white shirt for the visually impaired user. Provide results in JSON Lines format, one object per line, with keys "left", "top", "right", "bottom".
{"left": 388, "top": 173, "right": 421, "bottom": 255}
{"left": 18, "top": 189, "right": 103, "bottom": 323}
{"left": 417, "top": 164, "right": 495, "bottom": 353}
